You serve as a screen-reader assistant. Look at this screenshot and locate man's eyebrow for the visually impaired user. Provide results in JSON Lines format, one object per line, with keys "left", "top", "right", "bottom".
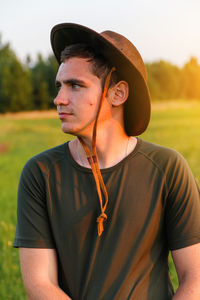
{"left": 55, "top": 78, "right": 87, "bottom": 86}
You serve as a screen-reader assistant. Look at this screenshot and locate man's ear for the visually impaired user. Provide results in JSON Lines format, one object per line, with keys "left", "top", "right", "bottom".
{"left": 108, "top": 81, "right": 129, "bottom": 107}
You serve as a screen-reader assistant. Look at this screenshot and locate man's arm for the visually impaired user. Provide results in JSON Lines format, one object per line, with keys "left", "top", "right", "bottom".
{"left": 19, "top": 248, "right": 72, "bottom": 300}
{"left": 172, "top": 243, "right": 200, "bottom": 299}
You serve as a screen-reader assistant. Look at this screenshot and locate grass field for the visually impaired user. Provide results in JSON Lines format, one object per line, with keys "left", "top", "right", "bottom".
{"left": 0, "top": 100, "right": 200, "bottom": 299}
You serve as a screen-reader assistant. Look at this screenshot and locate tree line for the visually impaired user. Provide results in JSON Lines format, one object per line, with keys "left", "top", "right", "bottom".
{"left": 1, "top": 37, "right": 200, "bottom": 113}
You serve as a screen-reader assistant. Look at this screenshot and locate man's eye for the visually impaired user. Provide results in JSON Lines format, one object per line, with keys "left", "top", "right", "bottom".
{"left": 72, "top": 84, "right": 80, "bottom": 90}
{"left": 55, "top": 84, "right": 61, "bottom": 90}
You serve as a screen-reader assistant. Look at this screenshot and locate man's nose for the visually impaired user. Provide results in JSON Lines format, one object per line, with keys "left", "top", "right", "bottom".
{"left": 54, "top": 88, "right": 69, "bottom": 106}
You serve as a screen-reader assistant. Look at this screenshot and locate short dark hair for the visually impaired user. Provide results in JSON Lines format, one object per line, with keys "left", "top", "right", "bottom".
{"left": 60, "top": 43, "right": 119, "bottom": 89}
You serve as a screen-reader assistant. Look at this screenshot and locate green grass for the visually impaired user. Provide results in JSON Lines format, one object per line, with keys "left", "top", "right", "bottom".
{"left": 142, "top": 101, "right": 200, "bottom": 184}
{"left": 0, "top": 117, "right": 70, "bottom": 299}
{"left": 0, "top": 100, "right": 200, "bottom": 298}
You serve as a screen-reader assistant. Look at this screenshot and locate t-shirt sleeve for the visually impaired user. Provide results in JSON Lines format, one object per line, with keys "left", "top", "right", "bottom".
{"left": 13, "top": 157, "right": 55, "bottom": 248}
{"left": 165, "top": 151, "right": 200, "bottom": 250}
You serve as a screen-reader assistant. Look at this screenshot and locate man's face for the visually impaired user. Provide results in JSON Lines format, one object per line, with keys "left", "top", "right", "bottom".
{"left": 54, "top": 57, "right": 104, "bottom": 136}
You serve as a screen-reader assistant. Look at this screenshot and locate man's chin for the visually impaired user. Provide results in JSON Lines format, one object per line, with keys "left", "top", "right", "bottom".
{"left": 60, "top": 122, "right": 91, "bottom": 137}
{"left": 61, "top": 124, "right": 78, "bottom": 136}
{"left": 61, "top": 126, "right": 73, "bottom": 134}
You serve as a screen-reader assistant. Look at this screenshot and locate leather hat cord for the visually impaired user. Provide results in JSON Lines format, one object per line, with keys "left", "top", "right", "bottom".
{"left": 78, "top": 67, "right": 116, "bottom": 236}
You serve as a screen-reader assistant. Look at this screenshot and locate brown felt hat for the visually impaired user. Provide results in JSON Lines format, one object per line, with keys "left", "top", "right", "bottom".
{"left": 50, "top": 23, "right": 151, "bottom": 136}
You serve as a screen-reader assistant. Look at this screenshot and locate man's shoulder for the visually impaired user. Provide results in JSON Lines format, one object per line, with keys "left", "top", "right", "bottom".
{"left": 138, "top": 139, "right": 187, "bottom": 173}
{"left": 22, "top": 143, "right": 68, "bottom": 175}
{"left": 139, "top": 139, "right": 179, "bottom": 157}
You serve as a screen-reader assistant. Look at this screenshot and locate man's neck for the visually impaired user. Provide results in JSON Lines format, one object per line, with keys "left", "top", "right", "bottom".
{"left": 69, "top": 127, "right": 137, "bottom": 169}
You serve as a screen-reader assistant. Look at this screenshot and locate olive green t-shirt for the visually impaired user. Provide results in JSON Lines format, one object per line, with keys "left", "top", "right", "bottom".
{"left": 14, "top": 138, "right": 200, "bottom": 300}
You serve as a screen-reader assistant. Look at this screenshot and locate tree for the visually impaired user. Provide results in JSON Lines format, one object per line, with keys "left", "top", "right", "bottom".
{"left": 30, "top": 53, "right": 58, "bottom": 109}
{"left": 45, "top": 55, "right": 59, "bottom": 108}
{"left": 146, "top": 61, "right": 182, "bottom": 100}
{"left": 182, "top": 57, "right": 200, "bottom": 99}
{"left": 0, "top": 37, "right": 33, "bottom": 112}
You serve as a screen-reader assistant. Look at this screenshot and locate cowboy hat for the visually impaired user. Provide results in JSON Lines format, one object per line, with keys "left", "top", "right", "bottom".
{"left": 50, "top": 23, "right": 151, "bottom": 136}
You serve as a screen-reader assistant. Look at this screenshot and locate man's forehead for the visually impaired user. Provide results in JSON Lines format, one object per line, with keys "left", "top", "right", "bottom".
{"left": 56, "top": 57, "right": 98, "bottom": 81}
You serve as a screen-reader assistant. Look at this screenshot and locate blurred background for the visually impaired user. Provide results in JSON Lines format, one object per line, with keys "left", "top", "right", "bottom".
{"left": 0, "top": 0, "right": 200, "bottom": 298}
{"left": 1, "top": 0, "right": 200, "bottom": 112}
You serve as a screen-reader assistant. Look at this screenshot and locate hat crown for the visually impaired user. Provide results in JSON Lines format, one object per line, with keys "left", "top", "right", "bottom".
{"left": 100, "top": 30, "right": 147, "bottom": 81}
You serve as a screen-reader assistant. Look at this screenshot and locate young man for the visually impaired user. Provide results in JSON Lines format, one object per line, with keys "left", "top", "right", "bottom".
{"left": 14, "top": 23, "right": 200, "bottom": 300}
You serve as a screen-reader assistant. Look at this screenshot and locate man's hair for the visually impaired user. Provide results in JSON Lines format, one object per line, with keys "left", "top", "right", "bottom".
{"left": 60, "top": 43, "right": 119, "bottom": 89}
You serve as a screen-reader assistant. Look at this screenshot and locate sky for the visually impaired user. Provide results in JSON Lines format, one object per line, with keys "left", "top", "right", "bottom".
{"left": 1, "top": 0, "right": 200, "bottom": 66}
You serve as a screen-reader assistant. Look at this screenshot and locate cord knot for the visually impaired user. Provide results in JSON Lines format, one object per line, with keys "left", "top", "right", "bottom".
{"left": 97, "top": 213, "right": 107, "bottom": 236}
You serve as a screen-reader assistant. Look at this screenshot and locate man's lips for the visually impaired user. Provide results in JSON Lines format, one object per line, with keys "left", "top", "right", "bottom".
{"left": 58, "top": 112, "right": 73, "bottom": 119}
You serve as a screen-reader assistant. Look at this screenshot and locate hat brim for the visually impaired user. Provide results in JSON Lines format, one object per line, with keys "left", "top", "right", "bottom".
{"left": 51, "top": 23, "right": 151, "bottom": 136}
